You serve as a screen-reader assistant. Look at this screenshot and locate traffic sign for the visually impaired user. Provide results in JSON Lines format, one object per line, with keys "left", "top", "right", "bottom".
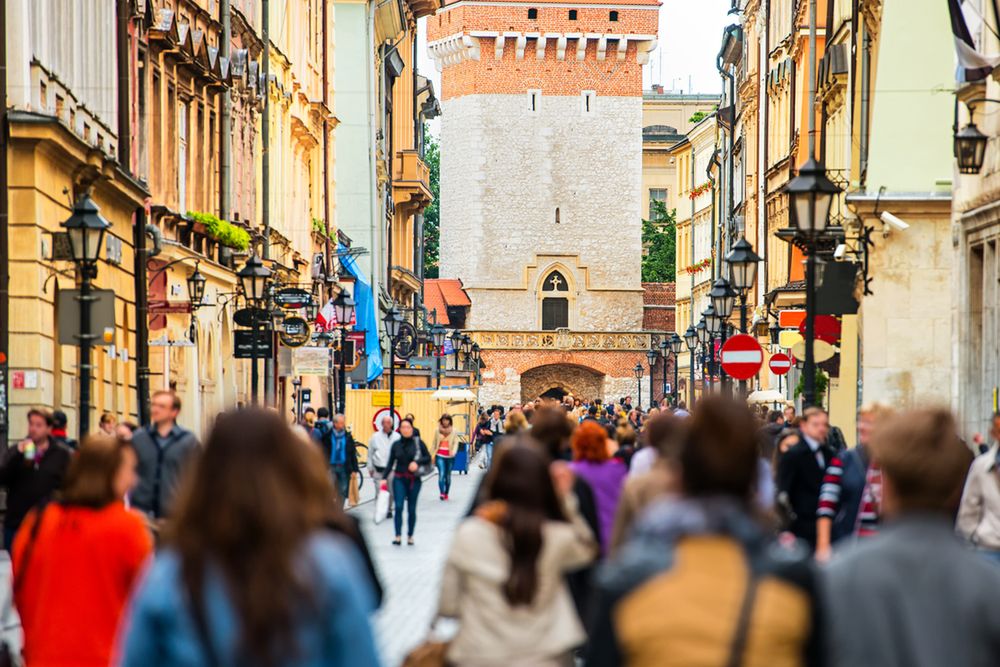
{"left": 778, "top": 310, "right": 806, "bottom": 328}
{"left": 768, "top": 352, "right": 792, "bottom": 376}
{"left": 720, "top": 334, "right": 764, "bottom": 381}
{"left": 372, "top": 407, "right": 400, "bottom": 431}
{"left": 798, "top": 315, "right": 841, "bottom": 344}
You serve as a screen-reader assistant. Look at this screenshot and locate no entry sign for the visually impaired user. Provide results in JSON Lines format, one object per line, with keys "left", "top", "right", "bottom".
{"left": 768, "top": 352, "right": 792, "bottom": 376}
{"left": 720, "top": 334, "right": 764, "bottom": 381}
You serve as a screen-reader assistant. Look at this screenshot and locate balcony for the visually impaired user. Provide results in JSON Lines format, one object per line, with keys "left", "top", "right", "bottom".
{"left": 391, "top": 149, "right": 433, "bottom": 214}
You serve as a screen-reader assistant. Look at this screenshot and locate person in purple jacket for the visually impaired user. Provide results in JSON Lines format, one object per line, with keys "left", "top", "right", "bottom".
{"left": 569, "top": 420, "right": 628, "bottom": 555}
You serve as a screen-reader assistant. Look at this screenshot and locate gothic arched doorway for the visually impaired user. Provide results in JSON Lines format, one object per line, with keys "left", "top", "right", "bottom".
{"left": 520, "top": 364, "right": 604, "bottom": 403}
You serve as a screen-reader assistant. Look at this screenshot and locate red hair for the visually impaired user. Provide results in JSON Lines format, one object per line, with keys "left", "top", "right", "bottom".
{"left": 572, "top": 421, "right": 610, "bottom": 463}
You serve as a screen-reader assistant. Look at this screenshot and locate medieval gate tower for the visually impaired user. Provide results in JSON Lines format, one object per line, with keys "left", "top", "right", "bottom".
{"left": 428, "top": 0, "right": 660, "bottom": 407}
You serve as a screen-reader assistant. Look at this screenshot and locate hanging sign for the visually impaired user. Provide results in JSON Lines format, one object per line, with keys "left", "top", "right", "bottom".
{"left": 234, "top": 307, "right": 270, "bottom": 328}
{"left": 279, "top": 316, "right": 310, "bottom": 347}
{"left": 274, "top": 288, "right": 312, "bottom": 309}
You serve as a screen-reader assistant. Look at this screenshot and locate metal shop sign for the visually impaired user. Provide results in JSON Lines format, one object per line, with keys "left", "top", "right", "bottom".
{"left": 234, "top": 330, "right": 274, "bottom": 359}
{"left": 274, "top": 288, "right": 312, "bottom": 309}
{"left": 279, "top": 317, "right": 310, "bottom": 348}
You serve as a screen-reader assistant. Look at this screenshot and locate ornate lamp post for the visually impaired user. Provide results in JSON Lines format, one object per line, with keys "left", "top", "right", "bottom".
{"left": 332, "top": 290, "right": 356, "bottom": 414}
{"left": 955, "top": 121, "right": 989, "bottom": 174}
{"left": 709, "top": 278, "right": 737, "bottom": 394}
{"left": 646, "top": 348, "right": 658, "bottom": 409}
{"left": 683, "top": 325, "right": 697, "bottom": 408}
{"left": 382, "top": 306, "right": 403, "bottom": 418}
{"left": 450, "top": 329, "right": 463, "bottom": 371}
{"left": 237, "top": 255, "right": 272, "bottom": 406}
{"left": 633, "top": 362, "right": 644, "bottom": 407}
{"left": 430, "top": 323, "right": 447, "bottom": 389}
{"left": 186, "top": 263, "right": 207, "bottom": 309}
{"left": 471, "top": 343, "right": 482, "bottom": 384}
{"left": 669, "top": 333, "right": 683, "bottom": 406}
{"left": 784, "top": 156, "right": 841, "bottom": 407}
{"left": 62, "top": 194, "right": 111, "bottom": 438}
{"left": 460, "top": 334, "right": 473, "bottom": 371}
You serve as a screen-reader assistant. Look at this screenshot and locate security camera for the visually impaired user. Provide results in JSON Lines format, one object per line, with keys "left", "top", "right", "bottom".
{"left": 880, "top": 211, "right": 910, "bottom": 232}
{"left": 833, "top": 244, "right": 847, "bottom": 260}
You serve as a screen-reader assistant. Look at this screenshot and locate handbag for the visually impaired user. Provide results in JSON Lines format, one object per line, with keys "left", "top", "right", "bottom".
{"left": 725, "top": 571, "right": 760, "bottom": 667}
{"left": 374, "top": 480, "right": 391, "bottom": 525}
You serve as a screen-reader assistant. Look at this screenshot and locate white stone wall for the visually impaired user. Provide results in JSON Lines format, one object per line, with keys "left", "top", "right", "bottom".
{"left": 439, "top": 93, "right": 644, "bottom": 332}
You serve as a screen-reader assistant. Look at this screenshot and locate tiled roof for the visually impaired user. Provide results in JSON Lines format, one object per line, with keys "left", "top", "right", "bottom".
{"left": 425, "top": 279, "right": 472, "bottom": 326}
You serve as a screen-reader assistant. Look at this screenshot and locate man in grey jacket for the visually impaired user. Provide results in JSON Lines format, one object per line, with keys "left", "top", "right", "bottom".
{"left": 825, "top": 408, "right": 1000, "bottom": 667}
{"left": 130, "top": 390, "right": 200, "bottom": 520}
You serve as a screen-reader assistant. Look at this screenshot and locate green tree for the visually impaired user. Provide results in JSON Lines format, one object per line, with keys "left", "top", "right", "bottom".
{"left": 642, "top": 200, "right": 677, "bottom": 282}
{"left": 422, "top": 131, "right": 440, "bottom": 278}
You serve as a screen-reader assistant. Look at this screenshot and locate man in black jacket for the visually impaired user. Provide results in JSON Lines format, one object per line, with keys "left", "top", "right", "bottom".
{"left": 776, "top": 406, "right": 833, "bottom": 550}
{"left": 131, "top": 390, "right": 200, "bottom": 521}
{"left": 312, "top": 410, "right": 359, "bottom": 506}
{"left": 0, "top": 407, "right": 72, "bottom": 548}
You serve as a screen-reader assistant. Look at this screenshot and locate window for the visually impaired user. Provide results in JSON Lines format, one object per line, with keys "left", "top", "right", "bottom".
{"left": 649, "top": 188, "right": 667, "bottom": 216}
{"left": 555, "top": 207, "right": 560, "bottom": 224}
{"left": 528, "top": 89, "right": 541, "bottom": 113}
{"left": 610, "top": 11, "right": 619, "bottom": 21}
{"left": 542, "top": 298, "right": 569, "bottom": 330}
{"left": 543, "top": 271, "right": 569, "bottom": 291}
{"left": 528, "top": 8, "right": 537, "bottom": 19}
{"left": 568, "top": 9, "right": 577, "bottom": 20}
{"left": 581, "top": 90, "right": 595, "bottom": 114}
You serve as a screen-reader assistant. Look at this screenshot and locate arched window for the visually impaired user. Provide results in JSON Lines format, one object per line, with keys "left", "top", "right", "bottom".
{"left": 541, "top": 271, "right": 569, "bottom": 330}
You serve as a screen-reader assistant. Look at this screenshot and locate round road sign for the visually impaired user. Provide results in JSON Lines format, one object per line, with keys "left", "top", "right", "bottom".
{"left": 768, "top": 352, "right": 792, "bottom": 376}
{"left": 372, "top": 408, "right": 400, "bottom": 432}
{"left": 720, "top": 334, "right": 764, "bottom": 381}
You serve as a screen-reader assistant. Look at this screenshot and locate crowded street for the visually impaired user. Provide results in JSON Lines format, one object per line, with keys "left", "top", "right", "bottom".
{"left": 4, "top": 0, "right": 1000, "bottom": 665}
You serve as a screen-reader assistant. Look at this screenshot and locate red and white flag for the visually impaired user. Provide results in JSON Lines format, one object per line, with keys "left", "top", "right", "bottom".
{"left": 316, "top": 300, "right": 336, "bottom": 332}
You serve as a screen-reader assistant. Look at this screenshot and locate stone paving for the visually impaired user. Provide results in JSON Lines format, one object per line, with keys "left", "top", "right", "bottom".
{"left": 348, "top": 458, "right": 484, "bottom": 667}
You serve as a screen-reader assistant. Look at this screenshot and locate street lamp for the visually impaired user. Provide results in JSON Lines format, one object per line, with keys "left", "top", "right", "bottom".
{"left": 382, "top": 305, "right": 403, "bottom": 418}
{"left": 62, "top": 193, "right": 111, "bottom": 438}
{"left": 659, "top": 338, "right": 669, "bottom": 405}
{"left": 633, "top": 362, "right": 644, "bottom": 407}
{"left": 709, "top": 278, "right": 737, "bottom": 321}
{"left": 955, "top": 122, "right": 989, "bottom": 175}
{"left": 785, "top": 156, "right": 842, "bottom": 407}
{"left": 186, "top": 262, "right": 207, "bottom": 309}
{"left": 646, "top": 348, "right": 658, "bottom": 409}
{"left": 430, "top": 323, "right": 447, "bottom": 388}
{"left": 450, "top": 329, "right": 463, "bottom": 371}
{"left": 684, "top": 325, "right": 697, "bottom": 408}
{"left": 669, "top": 332, "right": 682, "bottom": 406}
{"left": 471, "top": 343, "right": 482, "bottom": 384}
{"left": 333, "top": 290, "right": 356, "bottom": 414}
{"left": 696, "top": 317, "right": 710, "bottom": 346}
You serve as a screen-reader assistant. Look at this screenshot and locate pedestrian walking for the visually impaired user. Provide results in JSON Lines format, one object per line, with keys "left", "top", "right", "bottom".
{"left": 757, "top": 409, "right": 785, "bottom": 462}
{"left": 49, "top": 410, "right": 77, "bottom": 450}
{"left": 815, "top": 403, "right": 893, "bottom": 560}
{"left": 14, "top": 435, "right": 152, "bottom": 667}
{"left": 312, "top": 410, "right": 360, "bottom": 507}
{"left": 368, "top": 415, "right": 399, "bottom": 519}
{"left": 0, "top": 408, "right": 72, "bottom": 549}
{"left": 957, "top": 411, "right": 1000, "bottom": 563}
{"left": 99, "top": 412, "right": 116, "bottom": 436}
{"left": 569, "top": 421, "right": 627, "bottom": 555}
{"left": 826, "top": 408, "right": 1000, "bottom": 667}
{"left": 474, "top": 413, "right": 494, "bottom": 469}
{"left": 587, "top": 397, "right": 823, "bottom": 667}
{"left": 130, "top": 390, "right": 199, "bottom": 522}
{"left": 776, "top": 406, "right": 834, "bottom": 550}
{"left": 433, "top": 442, "right": 598, "bottom": 667}
{"left": 484, "top": 408, "right": 505, "bottom": 467}
{"left": 118, "top": 408, "right": 381, "bottom": 667}
{"left": 385, "top": 419, "right": 431, "bottom": 546}
{"left": 433, "top": 414, "right": 459, "bottom": 500}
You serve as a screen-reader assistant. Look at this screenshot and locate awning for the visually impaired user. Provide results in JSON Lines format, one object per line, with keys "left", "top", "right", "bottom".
{"left": 747, "top": 389, "right": 789, "bottom": 405}
{"left": 431, "top": 388, "right": 478, "bottom": 402}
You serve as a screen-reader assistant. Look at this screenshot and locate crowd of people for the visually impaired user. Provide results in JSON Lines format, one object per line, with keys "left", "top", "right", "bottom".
{"left": 0, "top": 388, "right": 997, "bottom": 666}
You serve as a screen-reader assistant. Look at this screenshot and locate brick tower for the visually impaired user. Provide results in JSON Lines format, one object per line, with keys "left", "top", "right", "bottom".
{"left": 428, "top": 0, "right": 661, "bottom": 408}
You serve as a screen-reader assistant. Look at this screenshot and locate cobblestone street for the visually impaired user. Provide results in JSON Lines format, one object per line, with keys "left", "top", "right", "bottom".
{"left": 350, "top": 461, "right": 484, "bottom": 666}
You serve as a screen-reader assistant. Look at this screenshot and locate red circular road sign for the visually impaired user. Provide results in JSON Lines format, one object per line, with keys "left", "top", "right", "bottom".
{"left": 768, "top": 352, "right": 792, "bottom": 376}
{"left": 720, "top": 334, "right": 765, "bottom": 380}
{"left": 372, "top": 408, "right": 400, "bottom": 432}
{"left": 798, "top": 315, "right": 841, "bottom": 344}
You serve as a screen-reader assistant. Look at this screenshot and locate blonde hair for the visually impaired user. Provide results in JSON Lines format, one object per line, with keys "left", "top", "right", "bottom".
{"left": 504, "top": 410, "right": 529, "bottom": 434}
{"left": 859, "top": 402, "right": 894, "bottom": 422}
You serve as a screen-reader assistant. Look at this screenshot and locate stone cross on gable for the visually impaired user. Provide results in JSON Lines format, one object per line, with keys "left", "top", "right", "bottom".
{"left": 548, "top": 274, "right": 563, "bottom": 290}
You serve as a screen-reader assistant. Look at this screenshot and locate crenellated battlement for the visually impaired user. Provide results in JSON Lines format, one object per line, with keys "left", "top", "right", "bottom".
{"left": 428, "top": 30, "right": 657, "bottom": 69}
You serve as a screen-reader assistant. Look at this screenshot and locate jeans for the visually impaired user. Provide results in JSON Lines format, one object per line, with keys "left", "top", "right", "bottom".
{"left": 485, "top": 442, "right": 494, "bottom": 468}
{"left": 392, "top": 475, "right": 422, "bottom": 537}
{"left": 436, "top": 456, "right": 454, "bottom": 494}
{"left": 331, "top": 464, "right": 350, "bottom": 506}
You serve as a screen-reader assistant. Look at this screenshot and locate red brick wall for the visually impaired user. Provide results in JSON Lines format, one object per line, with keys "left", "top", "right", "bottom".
{"left": 642, "top": 282, "right": 676, "bottom": 333}
{"left": 481, "top": 349, "right": 647, "bottom": 379}
{"left": 428, "top": 4, "right": 659, "bottom": 99}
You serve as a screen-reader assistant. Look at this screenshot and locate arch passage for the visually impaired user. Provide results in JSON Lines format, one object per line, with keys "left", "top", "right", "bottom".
{"left": 520, "top": 364, "right": 604, "bottom": 403}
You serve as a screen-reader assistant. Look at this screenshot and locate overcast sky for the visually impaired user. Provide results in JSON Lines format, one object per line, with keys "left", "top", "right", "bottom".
{"left": 417, "top": 0, "right": 734, "bottom": 130}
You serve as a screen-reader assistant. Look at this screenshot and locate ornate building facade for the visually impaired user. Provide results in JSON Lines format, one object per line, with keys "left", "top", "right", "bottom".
{"left": 429, "top": 0, "right": 660, "bottom": 406}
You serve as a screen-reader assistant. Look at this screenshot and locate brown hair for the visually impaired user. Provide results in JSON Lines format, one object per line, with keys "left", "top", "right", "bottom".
{"left": 100, "top": 412, "right": 116, "bottom": 426}
{"left": 504, "top": 410, "right": 529, "bottom": 434}
{"left": 529, "top": 407, "right": 576, "bottom": 461}
{"left": 26, "top": 407, "right": 53, "bottom": 426}
{"left": 483, "top": 441, "right": 566, "bottom": 606}
{"left": 152, "top": 389, "right": 181, "bottom": 411}
{"left": 643, "top": 412, "right": 685, "bottom": 461}
{"left": 572, "top": 420, "right": 610, "bottom": 463}
{"left": 871, "top": 408, "right": 973, "bottom": 514}
{"left": 167, "top": 408, "right": 338, "bottom": 665}
{"left": 802, "top": 406, "right": 826, "bottom": 422}
{"left": 681, "top": 397, "right": 758, "bottom": 501}
{"left": 60, "top": 435, "right": 132, "bottom": 508}
{"left": 438, "top": 413, "right": 453, "bottom": 427}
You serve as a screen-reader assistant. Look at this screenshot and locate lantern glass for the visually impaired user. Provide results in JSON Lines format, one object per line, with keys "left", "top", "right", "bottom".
{"left": 187, "top": 265, "right": 207, "bottom": 307}
{"left": 237, "top": 255, "right": 271, "bottom": 302}
{"left": 704, "top": 306, "right": 722, "bottom": 335}
{"left": 696, "top": 319, "right": 710, "bottom": 345}
{"left": 956, "top": 122, "right": 989, "bottom": 175}
{"left": 725, "top": 238, "right": 762, "bottom": 292}
{"left": 450, "top": 330, "right": 462, "bottom": 348}
{"left": 683, "top": 326, "right": 697, "bottom": 351}
{"left": 382, "top": 306, "right": 401, "bottom": 338}
{"left": 62, "top": 194, "right": 111, "bottom": 264}
{"left": 334, "top": 291, "right": 355, "bottom": 327}
{"left": 431, "top": 324, "right": 447, "bottom": 348}
{"left": 647, "top": 349, "right": 658, "bottom": 366}
{"left": 461, "top": 335, "right": 473, "bottom": 354}
{"left": 709, "top": 278, "right": 736, "bottom": 319}
{"left": 472, "top": 343, "right": 481, "bottom": 363}
{"left": 633, "top": 363, "right": 644, "bottom": 379}
{"left": 785, "top": 157, "right": 841, "bottom": 237}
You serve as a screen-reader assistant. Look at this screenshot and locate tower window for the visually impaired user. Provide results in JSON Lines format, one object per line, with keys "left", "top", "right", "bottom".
{"left": 542, "top": 298, "right": 569, "bottom": 330}
{"left": 555, "top": 207, "right": 560, "bottom": 224}
{"left": 528, "top": 8, "right": 537, "bottom": 19}
{"left": 581, "top": 90, "right": 595, "bottom": 114}
{"left": 610, "top": 11, "right": 619, "bottom": 21}
{"left": 528, "top": 89, "right": 541, "bottom": 113}
{"left": 569, "top": 10, "right": 578, "bottom": 20}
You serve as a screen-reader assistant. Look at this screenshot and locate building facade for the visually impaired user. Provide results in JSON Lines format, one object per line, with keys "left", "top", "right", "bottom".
{"left": 429, "top": 0, "right": 660, "bottom": 407}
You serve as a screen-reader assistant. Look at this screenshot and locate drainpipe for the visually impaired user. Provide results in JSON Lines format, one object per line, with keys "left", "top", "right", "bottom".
{"left": 134, "top": 213, "right": 155, "bottom": 424}
{"left": 0, "top": 0, "right": 9, "bottom": 445}
{"left": 220, "top": 0, "right": 232, "bottom": 222}
{"left": 116, "top": 0, "right": 131, "bottom": 171}
{"left": 760, "top": 0, "right": 769, "bottom": 306}
{"left": 262, "top": 0, "right": 275, "bottom": 405}
{"left": 322, "top": 0, "right": 334, "bottom": 410}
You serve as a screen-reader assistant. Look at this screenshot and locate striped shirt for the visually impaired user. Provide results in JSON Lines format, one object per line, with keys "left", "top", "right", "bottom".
{"left": 817, "top": 455, "right": 883, "bottom": 537}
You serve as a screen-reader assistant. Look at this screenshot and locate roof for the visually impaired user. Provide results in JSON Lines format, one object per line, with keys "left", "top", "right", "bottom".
{"left": 425, "top": 279, "right": 472, "bottom": 326}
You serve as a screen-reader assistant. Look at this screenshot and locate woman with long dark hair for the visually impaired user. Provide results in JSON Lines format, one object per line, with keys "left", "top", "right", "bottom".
{"left": 436, "top": 440, "right": 598, "bottom": 666}
{"left": 13, "top": 435, "right": 150, "bottom": 667}
{"left": 385, "top": 418, "right": 431, "bottom": 546}
{"left": 118, "top": 409, "right": 380, "bottom": 667}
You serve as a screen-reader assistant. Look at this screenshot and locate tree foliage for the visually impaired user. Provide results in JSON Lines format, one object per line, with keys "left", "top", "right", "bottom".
{"left": 422, "top": 131, "right": 440, "bottom": 279}
{"left": 641, "top": 200, "right": 677, "bottom": 282}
